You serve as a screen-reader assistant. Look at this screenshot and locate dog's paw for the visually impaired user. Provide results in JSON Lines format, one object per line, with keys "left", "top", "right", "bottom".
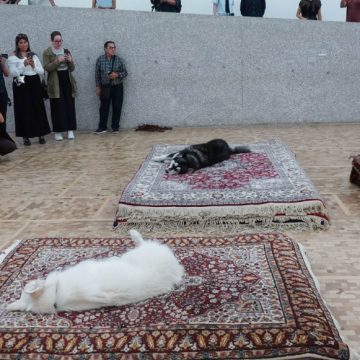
{"left": 152, "top": 155, "right": 168, "bottom": 162}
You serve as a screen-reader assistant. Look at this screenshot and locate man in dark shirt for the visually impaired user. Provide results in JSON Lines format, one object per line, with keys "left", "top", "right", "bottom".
{"left": 240, "top": 0, "right": 266, "bottom": 17}
{"left": 152, "top": 0, "right": 181, "bottom": 13}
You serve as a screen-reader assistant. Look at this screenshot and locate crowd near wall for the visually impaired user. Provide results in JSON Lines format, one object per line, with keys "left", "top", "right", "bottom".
{"left": 1, "top": 5, "right": 360, "bottom": 130}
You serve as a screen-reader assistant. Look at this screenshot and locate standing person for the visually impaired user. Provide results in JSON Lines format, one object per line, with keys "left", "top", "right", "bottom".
{"left": 0, "top": 52, "right": 9, "bottom": 132}
{"left": 213, "top": 0, "right": 235, "bottom": 15}
{"left": 28, "top": 0, "right": 56, "bottom": 6}
{"left": 151, "top": 0, "right": 181, "bottom": 12}
{"left": 0, "top": 52, "right": 16, "bottom": 156}
{"left": 240, "top": 0, "right": 266, "bottom": 17}
{"left": 340, "top": 0, "right": 360, "bottom": 22}
{"left": 7, "top": 33, "right": 50, "bottom": 146}
{"left": 296, "top": 0, "right": 322, "bottom": 20}
{"left": 0, "top": 112, "right": 17, "bottom": 156}
{"left": 43, "top": 31, "right": 77, "bottom": 141}
{"left": 94, "top": 41, "right": 127, "bottom": 134}
{"left": 92, "top": 0, "right": 115, "bottom": 9}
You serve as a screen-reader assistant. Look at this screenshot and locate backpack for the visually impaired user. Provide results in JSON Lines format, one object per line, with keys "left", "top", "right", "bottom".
{"left": 150, "top": 0, "right": 182, "bottom": 13}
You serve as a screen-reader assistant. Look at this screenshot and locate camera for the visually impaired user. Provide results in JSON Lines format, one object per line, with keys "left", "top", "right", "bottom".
{"left": 0, "top": 54, "right": 8, "bottom": 59}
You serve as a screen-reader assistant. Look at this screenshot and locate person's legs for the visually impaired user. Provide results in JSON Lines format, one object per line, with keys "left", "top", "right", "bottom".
{"left": 111, "top": 83, "right": 123, "bottom": 131}
{"left": 97, "top": 98, "right": 111, "bottom": 132}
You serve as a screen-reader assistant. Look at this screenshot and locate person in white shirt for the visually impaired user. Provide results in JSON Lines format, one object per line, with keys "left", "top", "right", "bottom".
{"left": 92, "top": 0, "right": 116, "bottom": 9}
{"left": 7, "top": 33, "right": 50, "bottom": 146}
{"left": 213, "top": 0, "right": 235, "bottom": 15}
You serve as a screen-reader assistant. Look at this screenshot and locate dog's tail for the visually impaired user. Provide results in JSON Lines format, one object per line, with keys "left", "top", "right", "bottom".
{"left": 129, "top": 229, "right": 145, "bottom": 246}
{"left": 230, "top": 145, "right": 251, "bottom": 154}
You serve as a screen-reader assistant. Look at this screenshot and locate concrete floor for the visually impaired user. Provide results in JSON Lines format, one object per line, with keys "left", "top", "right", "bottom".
{"left": 1, "top": 123, "right": 359, "bottom": 352}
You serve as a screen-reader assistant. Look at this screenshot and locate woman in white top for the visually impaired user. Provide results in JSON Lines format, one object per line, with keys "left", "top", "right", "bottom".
{"left": 8, "top": 33, "right": 50, "bottom": 146}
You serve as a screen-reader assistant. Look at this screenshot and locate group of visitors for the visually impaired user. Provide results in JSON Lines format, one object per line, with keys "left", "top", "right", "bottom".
{"left": 1, "top": 0, "right": 360, "bottom": 21}
{"left": 0, "top": 33, "right": 127, "bottom": 152}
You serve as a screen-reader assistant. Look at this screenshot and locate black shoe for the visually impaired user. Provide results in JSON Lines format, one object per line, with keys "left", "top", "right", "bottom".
{"left": 23, "top": 137, "right": 31, "bottom": 146}
{"left": 39, "top": 136, "right": 46, "bottom": 144}
{"left": 111, "top": 129, "right": 119, "bottom": 134}
{"left": 94, "top": 128, "right": 107, "bottom": 134}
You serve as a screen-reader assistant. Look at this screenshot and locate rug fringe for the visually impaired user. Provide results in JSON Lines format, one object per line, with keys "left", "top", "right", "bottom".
{"left": 114, "top": 200, "right": 329, "bottom": 235}
{"left": 0, "top": 240, "right": 21, "bottom": 265}
{"left": 298, "top": 243, "right": 360, "bottom": 360}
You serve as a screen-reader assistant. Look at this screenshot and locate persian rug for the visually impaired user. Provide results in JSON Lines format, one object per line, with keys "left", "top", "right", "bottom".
{"left": 0, "top": 234, "right": 350, "bottom": 359}
{"left": 114, "top": 139, "right": 329, "bottom": 233}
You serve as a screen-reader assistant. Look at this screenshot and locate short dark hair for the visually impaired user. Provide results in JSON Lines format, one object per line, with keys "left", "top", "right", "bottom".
{"left": 104, "top": 41, "right": 115, "bottom": 49}
{"left": 51, "top": 31, "right": 62, "bottom": 41}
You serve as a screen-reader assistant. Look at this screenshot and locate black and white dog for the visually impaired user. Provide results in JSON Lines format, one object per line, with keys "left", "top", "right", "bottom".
{"left": 153, "top": 139, "right": 251, "bottom": 174}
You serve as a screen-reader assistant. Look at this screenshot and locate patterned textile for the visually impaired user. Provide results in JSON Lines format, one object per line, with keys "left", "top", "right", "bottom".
{"left": 114, "top": 139, "right": 329, "bottom": 233}
{"left": 0, "top": 234, "right": 349, "bottom": 359}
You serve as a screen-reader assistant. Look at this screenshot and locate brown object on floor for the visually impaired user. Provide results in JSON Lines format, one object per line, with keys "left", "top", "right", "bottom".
{"left": 350, "top": 154, "right": 360, "bottom": 186}
{"left": 135, "top": 124, "right": 172, "bottom": 132}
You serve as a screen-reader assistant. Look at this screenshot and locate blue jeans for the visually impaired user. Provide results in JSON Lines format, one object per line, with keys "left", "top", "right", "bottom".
{"left": 98, "top": 83, "right": 124, "bottom": 131}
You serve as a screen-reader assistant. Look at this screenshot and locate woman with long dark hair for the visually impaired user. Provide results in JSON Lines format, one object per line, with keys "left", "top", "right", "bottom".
{"left": 296, "top": 0, "right": 322, "bottom": 20}
{"left": 7, "top": 33, "right": 50, "bottom": 146}
{"left": 43, "top": 31, "right": 77, "bottom": 141}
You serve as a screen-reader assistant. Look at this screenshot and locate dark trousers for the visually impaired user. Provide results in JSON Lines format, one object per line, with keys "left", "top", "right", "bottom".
{"left": 98, "top": 83, "right": 123, "bottom": 131}
{"left": 0, "top": 93, "right": 7, "bottom": 135}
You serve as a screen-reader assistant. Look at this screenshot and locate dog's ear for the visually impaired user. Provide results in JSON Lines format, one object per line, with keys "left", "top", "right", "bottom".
{"left": 24, "top": 280, "right": 46, "bottom": 298}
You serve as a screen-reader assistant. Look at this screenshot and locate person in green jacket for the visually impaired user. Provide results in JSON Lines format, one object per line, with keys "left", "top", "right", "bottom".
{"left": 43, "top": 31, "right": 77, "bottom": 141}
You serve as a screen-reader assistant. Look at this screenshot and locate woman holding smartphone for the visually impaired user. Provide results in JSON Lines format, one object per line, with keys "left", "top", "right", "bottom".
{"left": 7, "top": 33, "right": 50, "bottom": 146}
{"left": 43, "top": 31, "right": 77, "bottom": 141}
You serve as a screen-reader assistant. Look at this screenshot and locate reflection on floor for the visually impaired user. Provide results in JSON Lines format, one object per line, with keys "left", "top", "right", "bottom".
{"left": 1, "top": 123, "right": 359, "bottom": 352}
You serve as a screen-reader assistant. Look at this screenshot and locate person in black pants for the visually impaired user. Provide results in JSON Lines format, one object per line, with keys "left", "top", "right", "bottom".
{"left": 0, "top": 52, "right": 16, "bottom": 156}
{"left": 94, "top": 41, "right": 127, "bottom": 134}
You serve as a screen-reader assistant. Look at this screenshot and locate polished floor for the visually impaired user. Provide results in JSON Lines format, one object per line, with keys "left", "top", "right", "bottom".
{"left": 1, "top": 123, "right": 360, "bottom": 352}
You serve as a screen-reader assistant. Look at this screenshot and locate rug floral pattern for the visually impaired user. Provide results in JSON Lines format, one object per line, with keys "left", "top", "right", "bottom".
{"left": 0, "top": 234, "right": 349, "bottom": 359}
{"left": 114, "top": 139, "right": 329, "bottom": 232}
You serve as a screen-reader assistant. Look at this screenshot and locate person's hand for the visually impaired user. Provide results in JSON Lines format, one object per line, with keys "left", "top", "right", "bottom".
{"left": 57, "top": 55, "right": 65, "bottom": 63}
{"left": 0, "top": 112, "right": 4, "bottom": 124}
{"left": 65, "top": 54, "right": 72, "bottom": 63}
{"left": 96, "top": 86, "right": 100, "bottom": 97}
{"left": 24, "top": 57, "right": 34, "bottom": 67}
{"left": 108, "top": 72, "right": 118, "bottom": 80}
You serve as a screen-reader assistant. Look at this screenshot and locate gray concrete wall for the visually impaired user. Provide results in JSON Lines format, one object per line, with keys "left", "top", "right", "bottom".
{"left": 1, "top": 6, "right": 359, "bottom": 131}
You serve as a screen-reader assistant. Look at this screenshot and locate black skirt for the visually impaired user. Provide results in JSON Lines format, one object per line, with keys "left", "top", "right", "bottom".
{"left": 13, "top": 74, "right": 51, "bottom": 138}
{"left": 50, "top": 71, "right": 76, "bottom": 132}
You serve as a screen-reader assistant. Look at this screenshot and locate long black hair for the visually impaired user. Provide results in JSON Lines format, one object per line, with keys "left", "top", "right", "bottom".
{"left": 15, "top": 33, "right": 32, "bottom": 59}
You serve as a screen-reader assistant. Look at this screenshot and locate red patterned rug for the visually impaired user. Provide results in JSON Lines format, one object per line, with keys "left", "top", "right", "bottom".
{"left": 0, "top": 234, "right": 349, "bottom": 359}
{"left": 114, "top": 139, "right": 329, "bottom": 234}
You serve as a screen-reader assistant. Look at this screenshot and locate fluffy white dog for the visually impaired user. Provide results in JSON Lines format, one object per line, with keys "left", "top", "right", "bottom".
{"left": 7, "top": 230, "right": 184, "bottom": 314}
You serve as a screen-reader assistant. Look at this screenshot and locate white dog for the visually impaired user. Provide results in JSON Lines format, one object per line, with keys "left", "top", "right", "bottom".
{"left": 7, "top": 230, "right": 184, "bottom": 314}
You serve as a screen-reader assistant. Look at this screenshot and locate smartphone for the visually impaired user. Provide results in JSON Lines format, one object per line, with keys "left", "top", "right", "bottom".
{"left": 27, "top": 51, "right": 35, "bottom": 59}
{"left": 64, "top": 49, "right": 70, "bottom": 55}
{"left": 0, "top": 54, "right": 8, "bottom": 59}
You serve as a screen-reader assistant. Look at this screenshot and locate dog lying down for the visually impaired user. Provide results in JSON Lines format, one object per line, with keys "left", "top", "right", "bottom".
{"left": 7, "top": 230, "right": 184, "bottom": 314}
{"left": 153, "top": 138, "right": 251, "bottom": 174}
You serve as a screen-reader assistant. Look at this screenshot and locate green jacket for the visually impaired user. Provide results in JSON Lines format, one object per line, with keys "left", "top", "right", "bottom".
{"left": 42, "top": 47, "right": 77, "bottom": 99}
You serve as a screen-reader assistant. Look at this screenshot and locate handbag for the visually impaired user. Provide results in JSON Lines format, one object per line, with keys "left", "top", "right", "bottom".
{"left": 350, "top": 154, "right": 360, "bottom": 186}
{"left": 41, "top": 79, "right": 49, "bottom": 100}
{"left": 100, "top": 56, "right": 115, "bottom": 101}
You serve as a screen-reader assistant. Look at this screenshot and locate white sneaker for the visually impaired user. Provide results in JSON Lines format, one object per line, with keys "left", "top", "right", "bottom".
{"left": 67, "top": 130, "right": 75, "bottom": 140}
{"left": 54, "top": 133, "right": 63, "bottom": 141}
